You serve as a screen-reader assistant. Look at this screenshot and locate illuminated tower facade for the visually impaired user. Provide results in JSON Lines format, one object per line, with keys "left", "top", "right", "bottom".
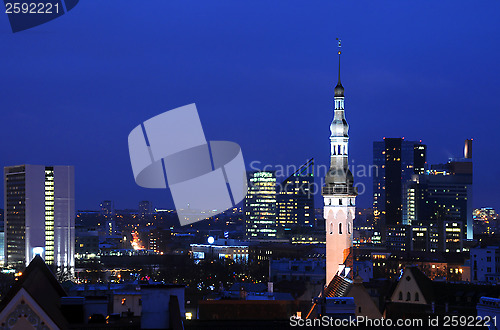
{"left": 322, "top": 42, "right": 357, "bottom": 284}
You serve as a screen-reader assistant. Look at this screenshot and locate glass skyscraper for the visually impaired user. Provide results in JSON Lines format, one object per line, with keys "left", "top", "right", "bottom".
{"left": 404, "top": 144, "right": 473, "bottom": 252}
{"left": 244, "top": 171, "right": 277, "bottom": 239}
{"left": 276, "top": 159, "right": 315, "bottom": 237}
{"left": 372, "top": 138, "right": 426, "bottom": 247}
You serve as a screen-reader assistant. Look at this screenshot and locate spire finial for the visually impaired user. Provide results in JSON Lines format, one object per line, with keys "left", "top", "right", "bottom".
{"left": 334, "top": 38, "right": 344, "bottom": 97}
{"left": 336, "top": 38, "right": 341, "bottom": 85}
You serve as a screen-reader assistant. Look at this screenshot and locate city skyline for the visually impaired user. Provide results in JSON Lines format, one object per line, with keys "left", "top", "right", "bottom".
{"left": 1, "top": 2, "right": 500, "bottom": 328}
{"left": 1, "top": 1, "right": 499, "bottom": 212}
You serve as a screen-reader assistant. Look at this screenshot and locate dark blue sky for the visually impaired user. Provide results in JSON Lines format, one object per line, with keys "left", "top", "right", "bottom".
{"left": 1, "top": 1, "right": 499, "bottom": 211}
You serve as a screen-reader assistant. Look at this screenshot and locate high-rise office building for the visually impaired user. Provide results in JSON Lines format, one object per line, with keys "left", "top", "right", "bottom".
{"left": 403, "top": 140, "right": 473, "bottom": 252}
{"left": 322, "top": 47, "right": 357, "bottom": 283}
{"left": 404, "top": 140, "right": 473, "bottom": 252}
{"left": 4, "top": 165, "right": 75, "bottom": 273}
{"left": 100, "top": 200, "right": 115, "bottom": 235}
{"left": 139, "top": 200, "right": 153, "bottom": 224}
{"left": 276, "top": 159, "right": 315, "bottom": 237}
{"left": 373, "top": 138, "right": 426, "bottom": 248}
{"left": 0, "top": 232, "right": 4, "bottom": 267}
{"left": 244, "top": 171, "right": 277, "bottom": 240}
{"left": 100, "top": 200, "right": 114, "bottom": 218}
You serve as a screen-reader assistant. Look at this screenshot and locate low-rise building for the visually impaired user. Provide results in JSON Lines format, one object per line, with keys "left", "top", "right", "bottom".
{"left": 191, "top": 238, "right": 249, "bottom": 263}
{"left": 477, "top": 297, "right": 500, "bottom": 330}
{"left": 470, "top": 246, "right": 500, "bottom": 283}
{"left": 270, "top": 259, "right": 324, "bottom": 284}
{"left": 385, "top": 266, "right": 500, "bottom": 319}
{"left": 75, "top": 229, "right": 100, "bottom": 259}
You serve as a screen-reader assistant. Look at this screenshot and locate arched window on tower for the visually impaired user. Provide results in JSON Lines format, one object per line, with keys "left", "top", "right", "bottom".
{"left": 329, "top": 223, "right": 333, "bottom": 235}
{"left": 415, "top": 292, "right": 419, "bottom": 302}
{"left": 398, "top": 292, "right": 403, "bottom": 301}
{"left": 348, "top": 223, "right": 351, "bottom": 234}
{"left": 338, "top": 145, "right": 341, "bottom": 155}
{"left": 339, "top": 223, "right": 342, "bottom": 234}
{"left": 406, "top": 292, "right": 411, "bottom": 301}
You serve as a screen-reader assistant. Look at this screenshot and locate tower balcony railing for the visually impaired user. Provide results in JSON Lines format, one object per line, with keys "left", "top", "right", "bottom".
{"left": 322, "top": 185, "right": 357, "bottom": 196}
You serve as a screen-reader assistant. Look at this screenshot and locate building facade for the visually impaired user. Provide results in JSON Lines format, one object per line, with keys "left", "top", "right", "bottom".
{"left": 100, "top": 200, "right": 115, "bottom": 235}
{"left": 4, "top": 165, "right": 75, "bottom": 274}
{"left": 244, "top": 171, "right": 277, "bottom": 239}
{"left": 75, "top": 229, "right": 99, "bottom": 260}
{"left": 270, "top": 259, "right": 325, "bottom": 284}
{"left": 470, "top": 246, "right": 500, "bottom": 283}
{"left": 191, "top": 239, "right": 249, "bottom": 264}
{"left": 276, "top": 158, "right": 315, "bottom": 237}
{"left": 373, "top": 138, "right": 426, "bottom": 247}
{"left": 405, "top": 140, "right": 473, "bottom": 252}
{"left": 139, "top": 200, "right": 153, "bottom": 224}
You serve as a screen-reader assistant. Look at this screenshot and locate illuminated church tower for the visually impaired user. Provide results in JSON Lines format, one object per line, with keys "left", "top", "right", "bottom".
{"left": 322, "top": 40, "right": 357, "bottom": 284}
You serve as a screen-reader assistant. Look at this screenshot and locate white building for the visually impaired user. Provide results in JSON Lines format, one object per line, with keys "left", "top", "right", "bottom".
{"left": 471, "top": 246, "right": 500, "bottom": 283}
{"left": 4, "top": 165, "right": 75, "bottom": 275}
{"left": 322, "top": 44, "right": 357, "bottom": 284}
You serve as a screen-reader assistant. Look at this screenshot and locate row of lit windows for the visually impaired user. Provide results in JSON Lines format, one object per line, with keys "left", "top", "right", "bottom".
{"left": 45, "top": 170, "right": 55, "bottom": 261}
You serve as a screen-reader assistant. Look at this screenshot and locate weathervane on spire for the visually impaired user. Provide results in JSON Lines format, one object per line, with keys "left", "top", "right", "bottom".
{"left": 335, "top": 38, "right": 342, "bottom": 88}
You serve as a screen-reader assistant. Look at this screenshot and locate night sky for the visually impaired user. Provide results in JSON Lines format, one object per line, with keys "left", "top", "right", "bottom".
{"left": 1, "top": 1, "right": 499, "bottom": 212}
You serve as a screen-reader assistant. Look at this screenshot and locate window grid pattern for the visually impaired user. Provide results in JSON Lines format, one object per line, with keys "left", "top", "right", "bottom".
{"left": 44, "top": 168, "right": 55, "bottom": 264}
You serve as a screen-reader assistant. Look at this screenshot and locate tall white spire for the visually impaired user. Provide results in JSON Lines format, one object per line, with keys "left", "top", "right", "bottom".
{"left": 324, "top": 39, "right": 355, "bottom": 195}
{"left": 323, "top": 40, "right": 357, "bottom": 284}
